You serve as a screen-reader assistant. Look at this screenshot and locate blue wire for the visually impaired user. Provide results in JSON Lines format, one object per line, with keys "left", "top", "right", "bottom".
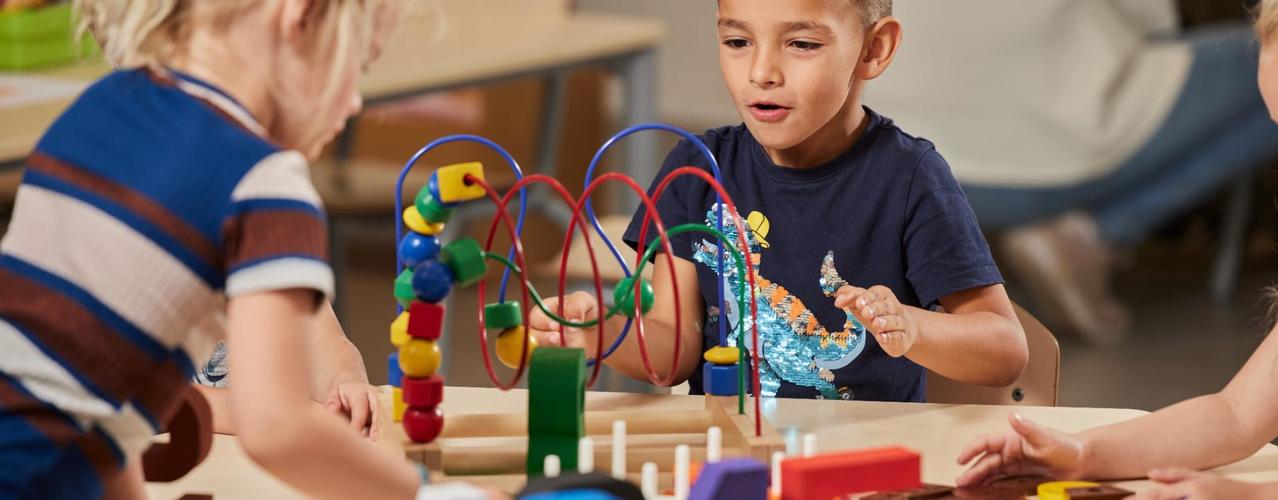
{"left": 579, "top": 123, "right": 726, "bottom": 366}
{"left": 395, "top": 135, "right": 527, "bottom": 313}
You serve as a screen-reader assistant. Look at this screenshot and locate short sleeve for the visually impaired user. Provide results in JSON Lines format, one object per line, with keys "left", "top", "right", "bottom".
{"left": 903, "top": 150, "right": 1003, "bottom": 307}
{"left": 221, "top": 150, "right": 334, "bottom": 305}
{"left": 622, "top": 139, "right": 712, "bottom": 263}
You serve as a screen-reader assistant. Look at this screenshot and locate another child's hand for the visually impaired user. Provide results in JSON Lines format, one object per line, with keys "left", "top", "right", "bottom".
{"left": 955, "top": 413, "right": 1085, "bottom": 486}
{"left": 1129, "top": 468, "right": 1270, "bottom": 500}
{"left": 322, "top": 380, "right": 383, "bottom": 440}
{"left": 528, "top": 291, "right": 600, "bottom": 350}
{"left": 835, "top": 285, "right": 918, "bottom": 358}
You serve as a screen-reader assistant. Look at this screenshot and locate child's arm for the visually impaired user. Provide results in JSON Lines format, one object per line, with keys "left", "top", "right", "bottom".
{"left": 956, "top": 324, "right": 1278, "bottom": 485}
{"left": 528, "top": 256, "right": 705, "bottom": 386}
{"left": 836, "top": 283, "right": 1028, "bottom": 387}
{"left": 226, "top": 289, "right": 419, "bottom": 499}
{"left": 309, "top": 303, "right": 382, "bottom": 438}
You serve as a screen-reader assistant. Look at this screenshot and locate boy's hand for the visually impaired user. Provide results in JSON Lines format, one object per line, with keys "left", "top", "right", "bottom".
{"left": 955, "top": 413, "right": 1086, "bottom": 486}
{"left": 1129, "top": 468, "right": 1272, "bottom": 500}
{"left": 834, "top": 285, "right": 918, "bottom": 358}
{"left": 322, "top": 379, "right": 383, "bottom": 440}
{"left": 528, "top": 291, "right": 600, "bottom": 350}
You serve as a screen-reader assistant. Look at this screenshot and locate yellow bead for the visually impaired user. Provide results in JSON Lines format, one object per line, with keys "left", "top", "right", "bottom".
{"left": 399, "top": 339, "right": 441, "bottom": 377}
{"left": 495, "top": 326, "right": 537, "bottom": 369}
{"left": 436, "top": 162, "right": 487, "bottom": 203}
{"left": 704, "top": 346, "right": 741, "bottom": 365}
{"left": 392, "top": 387, "right": 406, "bottom": 422}
{"left": 390, "top": 312, "right": 410, "bottom": 348}
{"left": 403, "top": 207, "right": 444, "bottom": 235}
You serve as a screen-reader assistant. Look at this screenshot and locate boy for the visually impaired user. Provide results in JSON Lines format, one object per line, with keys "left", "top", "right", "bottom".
{"left": 530, "top": 0, "right": 1027, "bottom": 401}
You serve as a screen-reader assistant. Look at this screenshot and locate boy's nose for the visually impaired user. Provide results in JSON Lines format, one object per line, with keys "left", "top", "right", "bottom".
{"left": 749, "top": 51, "right": 783, "bottom": 89}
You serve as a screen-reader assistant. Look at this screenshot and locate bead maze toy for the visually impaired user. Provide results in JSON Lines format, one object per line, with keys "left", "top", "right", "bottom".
{"left": 385, "top": 125, "right": 1129, "bottom": 499}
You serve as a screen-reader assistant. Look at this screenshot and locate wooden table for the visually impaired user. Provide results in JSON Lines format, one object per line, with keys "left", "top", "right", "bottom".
{"left": 145, "top": 386, "right": 1278, "bottom": 498}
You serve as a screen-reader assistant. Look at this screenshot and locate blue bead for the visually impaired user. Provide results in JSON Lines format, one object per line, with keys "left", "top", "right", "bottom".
{"left": 398, "top": 232, "right": 441, "bottom": 268}
{"left": 388, "top": 352, "right": 403, "bottom": 388}
{"left": 412, "top": 259, "right": 455, "bottom": 302}
{"left": 427, "top": 174, "right": 459, "bottom": 208}
{"left": 703, "top": 362, "right": 740, "bottom": 396}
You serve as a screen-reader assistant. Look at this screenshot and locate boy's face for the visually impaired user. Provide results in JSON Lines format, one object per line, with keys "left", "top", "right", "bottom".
{"left": 1260, "top": 41, "right": 1278, "bottom": 125}
{"left": 717, "top": 0, "right": 866, "bottom": 152}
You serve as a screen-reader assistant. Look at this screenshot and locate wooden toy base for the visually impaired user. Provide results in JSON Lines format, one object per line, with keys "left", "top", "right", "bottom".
{"left": 403, "top": 395, "right": 784, "bottom": 492}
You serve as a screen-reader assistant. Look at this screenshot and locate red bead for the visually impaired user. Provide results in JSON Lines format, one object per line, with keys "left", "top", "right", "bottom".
{"left": 402, "top": 375, "right": 444, "bottom": 407}
{"left": 407, "top": 301, "right": 445, "bottom": 340}
{"left": 403, "top": 407, "right": 444, "bottom": 443}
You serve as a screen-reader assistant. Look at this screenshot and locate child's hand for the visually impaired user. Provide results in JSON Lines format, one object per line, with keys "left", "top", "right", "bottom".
{"left": 834, "top": 285, "right": 918, "bottom": 358}
{"left": 1129, "top": 468, "right": 1269, "bottom": 500}
{"left": 322, "top": 380, "right": 383, "bottom": 440}
{"left": 528, "top": 291, "right": 600, "bottom": 350}
{"left": 955, "top": 413, "right": 1085, "bottom": 486}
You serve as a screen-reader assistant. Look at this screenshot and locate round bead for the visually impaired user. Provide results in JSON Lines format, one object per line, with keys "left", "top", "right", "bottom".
{"left": 394, "top": 269, "right": 415, "bottom": 308}
{"left": 484, "top": 301, "right": 523, "bottom": 330}
{"left": 440, "top": 238, "right": 488, "bottom": 287}
{"left": 398, "top": 233, "right": 441, "bottom": 269}
{"left": 412, "top": 259, "right": 454, "bottom": 303}
{"left": 703, "top": 346, "right": 741, "bottom": 365}
{"left": 403, "top": 406, "right": 444, "bottom": 443}
{"left": 390, "top": 311, "right": 410, "bottom": 347}
{"left": 613, "top": 276, "right": 654, "bottom": 318}
{"left": 403, "top": 207, "right": 444, "bottom": 235}
{"left": 402, "top": 374, "right": 444, "bottom": 407}
{"left": 495, "top": 326, "right": 537, "bottom": 369}
{"left": 414, "top": 186, "right": 455, "bottom": 224}
{"left": 399, "top": 339, "right": 442, "bottom": 378}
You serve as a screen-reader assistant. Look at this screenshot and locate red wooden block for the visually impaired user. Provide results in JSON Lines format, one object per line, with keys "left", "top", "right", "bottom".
{"left": 407, "top": 301, "right": 445, "bottom": 340}
{"left": 780, "top": 446, "right": 921, "bottom": 500}
{"left": 403, "top": 406, "right": 444, "bottom": 443}
{"left": 402, "top": 375, "right": 444, "bottom": 407}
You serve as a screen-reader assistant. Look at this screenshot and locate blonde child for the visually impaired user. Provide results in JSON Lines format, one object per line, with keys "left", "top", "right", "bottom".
{"left": 529, "top": 0, "right": 1028, "bottom": 401}
{"left": 955, "top": 5, "right": 1278, "bottom": 496}
{"left": 0, "top": 1, "right": 487, "bottom": 498}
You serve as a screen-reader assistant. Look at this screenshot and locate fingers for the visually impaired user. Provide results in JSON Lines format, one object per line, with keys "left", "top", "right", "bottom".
{"left": 957, "top": 432, "right": 1003, "bottom": 466}
{"left": 870, "top": 314, "right": 906, "bottom": 332}
{"left": 1147, "top": 467, "right": 1196, "bottom": 484}
{"left": 1127, "top": 483, "right": 1195, "bottom": 500}
{"left": 874, "top": 331, "right": 908, "bottom": 357}
{"left": 346, "top": 388, "right": 370, "bottom": 434}
{"left": 956, "top": 449, "right": 1007, "bottom": 487}
{"left": 366, "top": 389, "right": 382, "bottom": 440}
{"left": 833, "top": 286, "right": 865, "bottom": 309}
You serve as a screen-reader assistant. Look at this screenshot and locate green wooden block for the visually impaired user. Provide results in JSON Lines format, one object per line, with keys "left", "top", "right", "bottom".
{"left": 414, "top": 186, "right": 455, "bottom": 224}
{"left": 484, "top": 301, "right": 523, "bottom": 330}
{"left": 440, "top": 238, "right": 488, "bottom": 287}
{"left": 527, "top": 347, "right": 585, "bottom": 476}
{"left": 394, "top": 269, "right": 415, "bottom": 308}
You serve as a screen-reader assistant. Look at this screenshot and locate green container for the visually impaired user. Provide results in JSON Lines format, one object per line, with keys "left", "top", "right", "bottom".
{"left": 0, "top": 3, "right": 100, "bottom": 70}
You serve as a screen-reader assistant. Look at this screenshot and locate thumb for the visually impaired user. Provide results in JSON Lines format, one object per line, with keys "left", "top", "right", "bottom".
{"left": 1008, "top": 413, "right": 1055, "bottom": 448}
{"left": 1148, "top": 467, "right": 1196, "bottom": 484}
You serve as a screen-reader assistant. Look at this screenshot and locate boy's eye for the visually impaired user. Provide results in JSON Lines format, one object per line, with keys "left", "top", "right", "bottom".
{"left": 723, "top": 38, "right": 750, "bottom": 49}
{"left": 790, "top": 40, "right": 823, "bottom": 51}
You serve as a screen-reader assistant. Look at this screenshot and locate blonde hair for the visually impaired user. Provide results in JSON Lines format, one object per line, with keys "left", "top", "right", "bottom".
{"left": 1257, "top": 0, "right": 1278, "bottom": 44}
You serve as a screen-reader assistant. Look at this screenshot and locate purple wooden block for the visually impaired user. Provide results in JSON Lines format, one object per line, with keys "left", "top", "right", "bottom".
{"left": 688, "top": 458, "right": 769, "bottom": 500}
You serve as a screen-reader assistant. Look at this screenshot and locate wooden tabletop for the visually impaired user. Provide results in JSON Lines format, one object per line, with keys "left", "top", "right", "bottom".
{"left": 0, "top": 5, "right": 666, "bottom": 166}
{"left": 144, "top": 386, "right": 1278, "bottom": 498}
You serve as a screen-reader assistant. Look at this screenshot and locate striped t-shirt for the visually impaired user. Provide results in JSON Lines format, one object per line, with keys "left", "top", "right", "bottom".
{"left": 0, "top": 68, "right": 333, "bottom": 495}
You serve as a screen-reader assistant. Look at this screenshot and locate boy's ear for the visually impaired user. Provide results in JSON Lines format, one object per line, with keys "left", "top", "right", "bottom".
{"left": 277, "top": 0, "right": 321, "bottom": 46}
{"left": 855, "top": 16, "right": 902, "bottom": 81}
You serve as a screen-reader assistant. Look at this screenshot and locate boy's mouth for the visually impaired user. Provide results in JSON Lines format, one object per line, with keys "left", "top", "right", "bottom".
{"left": 748, "top": 101, "right": 792, "bottom": 123}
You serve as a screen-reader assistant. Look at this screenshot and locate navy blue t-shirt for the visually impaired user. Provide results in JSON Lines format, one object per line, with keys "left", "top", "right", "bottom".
{"left": 622, "top": 108, "right": 1002, "bottom": 402}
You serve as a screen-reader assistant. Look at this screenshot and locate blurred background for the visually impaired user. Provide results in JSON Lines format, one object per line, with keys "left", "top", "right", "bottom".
{"left": 2, "top": 0, "right": 1277, "bottom": 412}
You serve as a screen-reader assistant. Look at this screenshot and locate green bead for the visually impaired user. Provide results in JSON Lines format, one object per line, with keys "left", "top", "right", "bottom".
{"left": 484, "top": 301, "right": 523, "bottom": 330}
{"left": 613, "top": 276, "right": 654, "bottom": 318}
{"left": 440, "top": 238, "right": 487, "bottom": 287}
{"left": 414, "top": 186, "right": 454, "bottom": 224}
{"left": 394, "top": 269, "right": 415, "bottom": 308}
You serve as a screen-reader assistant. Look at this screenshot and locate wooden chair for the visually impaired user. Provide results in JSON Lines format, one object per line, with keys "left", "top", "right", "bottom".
{"left": 925, "top": 303, "right": 1060, "bottom": 406}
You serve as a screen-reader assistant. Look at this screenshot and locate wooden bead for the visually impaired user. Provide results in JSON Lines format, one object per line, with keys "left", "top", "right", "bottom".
{"left": 394, "top": 269, "right": 415, "bottom": 308}
{"left": 391, "top": 387, "right": 405, "bottom": 422}
{"left": 440, "top": 238, "right": 488, "bottom": 287}
{"left": 411, "top": 259, "right": 454, "bottom": 303}
{"left": 388, "top": 352, "right": 403, "bottom": 388}
{"left": 703, "top": 362, "right": 740, "bottom": 396}
{"left": 496, "top": 326, "right": 537, "bottom": 369}
{"left": 407, "top": 301, "right": 445, "bottom": 340}
{"left": 390, "top": 311, "right": 410, "bottom": 347}
{"left": 435, "top": 162, "right": 487, "bottom": 203}
{"left": 398, "top": 232, "right": 441, "bottom": 269}
{"left": 414, "top": 186, "right": 454, "bottom": 224}
{"left": 484, "top": 301, "right": 522, "bottom": 330}
{"left": 399, "top": 339, "right": 442, "bottom": 377}
{"left": 402, "top": 206, "right": 444, "bottom": 235}
{"left": 703, "top": 346, "right": 741, "bottom": 365}
{"left": 403, "top": 406, "right": 444, "bottom": 443}
{"left": 402, "top": 374, "right": 444, "bottom": 407}
{"left": 613, "top": 276, "right": 654, "bottom": 318}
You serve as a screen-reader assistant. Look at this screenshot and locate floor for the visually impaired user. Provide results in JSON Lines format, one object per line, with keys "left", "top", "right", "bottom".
{"left": 337, "top": 213, "right": 1278, "bottom": 412}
